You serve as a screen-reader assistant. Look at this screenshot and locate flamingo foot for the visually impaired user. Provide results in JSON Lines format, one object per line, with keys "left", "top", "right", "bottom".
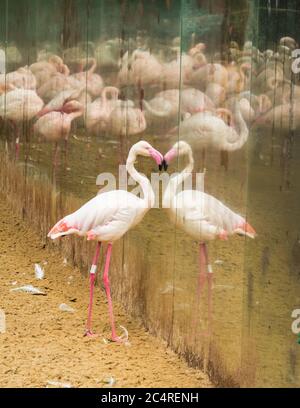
{"left": 111, "top": 335, "right": 127, "bottom": 343}
{"left": 84, "top": 330, "right": 98, "bottom": 338}
{"left": 110, "top": 325, "right": 129, "bottom": 343}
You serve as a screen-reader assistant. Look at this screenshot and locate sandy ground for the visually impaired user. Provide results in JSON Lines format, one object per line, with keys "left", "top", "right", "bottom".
{"left": 0, "top": 195, "right": 212, "bottom": 388}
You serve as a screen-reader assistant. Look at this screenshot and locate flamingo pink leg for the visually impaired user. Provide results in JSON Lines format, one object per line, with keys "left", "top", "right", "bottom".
{"left": 202, "top": 243, "right": 213, "bottom": 333}
{"left": 197, "top": 243, "right": 213, "bottom": 336}
{"left": 197, "top": 243, "right": 207, "bottom": 299}
{"left": 102, "top": 243, "right": 121, "bottom": 342}
{"left": 85, "top": 241, "right": 101, "bottom": 337}
{"left": 15, "top": 135, "right": 20, "bottom": 159}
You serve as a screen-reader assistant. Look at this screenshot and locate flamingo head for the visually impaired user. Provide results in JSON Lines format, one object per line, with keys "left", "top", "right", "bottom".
{"left": 234, "top": 222, "right": 256, "bottom": 239}
{"left": 128, "top": 140, "right": 164, "bottom": 170}
{"left": 163, "top": 141, "right": 193, "bottom": 170}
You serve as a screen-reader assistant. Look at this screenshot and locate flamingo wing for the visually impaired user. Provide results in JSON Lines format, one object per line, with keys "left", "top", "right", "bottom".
{"left": 48, "top": 190, "right": 146, "bottom": 242}
{"left": 86, "top": 205, "right": 143, "bottom": 242}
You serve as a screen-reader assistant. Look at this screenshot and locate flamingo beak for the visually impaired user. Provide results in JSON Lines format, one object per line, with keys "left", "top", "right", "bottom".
{"left": 149, "top": 148, "right": 164, "bottom": 170}
{"left": 234, "top": 222, "right": 256, "bottom": 239}
{"left": 163, "top": 148, "right": 177, "bottom": 169}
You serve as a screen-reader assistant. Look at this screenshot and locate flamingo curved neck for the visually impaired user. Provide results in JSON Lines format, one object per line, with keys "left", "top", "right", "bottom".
{"left": 223, "top": 102, "right": 248, "bottom": 151}
{"left": 163, "top": 152, "right": 194, "bottom": 207}
{"left": 126, "top": 155, "right": 155, "bottom": 208}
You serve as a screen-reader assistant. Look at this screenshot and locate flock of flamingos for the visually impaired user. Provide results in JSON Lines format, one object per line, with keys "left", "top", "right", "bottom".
{"left": 1, "top": 35, "right": 297, "bottom": 341}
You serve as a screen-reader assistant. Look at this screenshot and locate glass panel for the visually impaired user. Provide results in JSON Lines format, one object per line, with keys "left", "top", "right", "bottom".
{"left": 242, "top": 0, "right": 300, "bottom": 387}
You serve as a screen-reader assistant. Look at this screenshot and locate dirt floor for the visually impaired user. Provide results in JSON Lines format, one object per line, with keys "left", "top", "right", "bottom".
{"left": 0, "top": 195, "right": 212, "bottom": 388}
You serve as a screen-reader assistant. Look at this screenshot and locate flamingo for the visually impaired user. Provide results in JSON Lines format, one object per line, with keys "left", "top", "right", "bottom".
{"left": 85, "top": 86, "right": 119, "bottom": 134}
{"left": 0, "top": 88, "right": 44, "bottom": 157}
{"left": 118, "top": 50, "right": 163, "bottom": 88}
{"left": 70, "top": 57, "right": 104, "bottom": 98}
{"left": 143, "top": 88, "right": 214, "bottom": 120}
{"left": 226, "top": 62, "right": 251, "bottom": 94}
{"left": 33, "top": 100, "right": 83, "bottom": 165}
{"left": 36, "top": 87, "right": 85, "bottom": 117}
{"left": 0, "top": 66, "right": 37, "bottom": 90}
{"left": 37, "top": 66, "right": 80, "bottom": 103}
{"left": 108, "top": 101, "right": 147, "bottom": 163}
{"left": 162, "top": 141, "right": 256, "bottom": 332}
{"left": 253, "top": 102, "right": 300, "bottom": 131}
{"left": 160, "top": 45, "right": 205, "bottom": 89}
{"left": 205, "top": 83, "right": 226, "bottom": 107}
{"left": 29, "top": 55, "right": 64, "bottom": 88}
{"left": 169, "top": 101, "right": 248, "bottom": 152}
{"left": 226, "top": 92, "right": 272, "bottom": 124}
{"left": 48, "top": 141, "right": 164, "bottom": 342}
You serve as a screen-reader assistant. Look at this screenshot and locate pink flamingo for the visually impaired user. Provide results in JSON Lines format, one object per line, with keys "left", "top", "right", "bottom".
{"left": 184, "top": 53, "right": 208, "bottom": 89}
{"left": 48, "top": 141, "right": 164, "bottom": 342}
{"left": 143, "top": 88, "right": 214, "bottom": 119}
{"left": 207, "top": 63, "right": 228, "bottom": 88}
{"left": 226, "top": 62, "right": 251, "bottom": 95}
{"left": 30, "top": 55, "right": 64, "bottom": 88}
{"left": 37, "top": 65, "right": 80, "bottom": 103}
{"left": 85, "top": 86, "right": 119, "bottom": 134}
{"left": 118, "top": 50, "right": 163, "bottom": 88}
{"left": 71, "top": 57, "right": 104, "bottom": 98}
{"left": 0, "top": 67, "right": 37, "bottom": 91}
{"left": 36, "top": 87, "right": 85, "bottom": 117}
{"left": 170, "top": 101, "right": 248, "bottom": 152}
{"left": 0, "top": 88, "right": 44, "bottom": 157}
{"left": 205, "top": 83, "right": 226, "bottom": 107}
{"left": 33, "top": 100, "right": 83, "bottom": 164}
{"left": 163, "top": 141, "right": 256, "bottom": 333}
{"left": 188, "top": 42, "right": 207, "bottom": 57}
{"left": 108, "top": 102, "right": 147, "bottom": 163}
{"left": 160, "top": 49, "right": 203, "bottom": 89}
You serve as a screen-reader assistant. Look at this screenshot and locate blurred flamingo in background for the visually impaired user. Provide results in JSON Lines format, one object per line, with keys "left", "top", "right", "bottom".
{"left": 108, "top": 101, "right": 147, "bottom": 163}
{"left": 163, "top": 141, "right": 256, "bottom": 333}
{"left": 48, "top": 141, "right": 164, "bottom": 342}
{"left": 142, "top": 87, "right": 214, "bottom": 127}
{"left": 36, "top": 87, "right": 85, "bottom": 117}
{"left": 171, "top": 101, "right": 249, "bottom": 153}
{"left": 29, "top": 55, "right": 65, "bottom": 88}
{"left": 0, "top": 87, "right": 44, "bottom": 158}
{"left": 37, "top": 65, "right": 79, "bottom": 102}
{"left": 71, "top": 57, "right": 104, "bottom": 98}
{"left": 34, "top": 100, "right": 83, "bottom": 165}
{"left": 85, "top": 86, "right": 119, "bottom": 134}
{"left": 0, "top": 66, "right": 37, "bottom": 90}
{"left": 118, "top": 49, "right": 163, "bottom": 88}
